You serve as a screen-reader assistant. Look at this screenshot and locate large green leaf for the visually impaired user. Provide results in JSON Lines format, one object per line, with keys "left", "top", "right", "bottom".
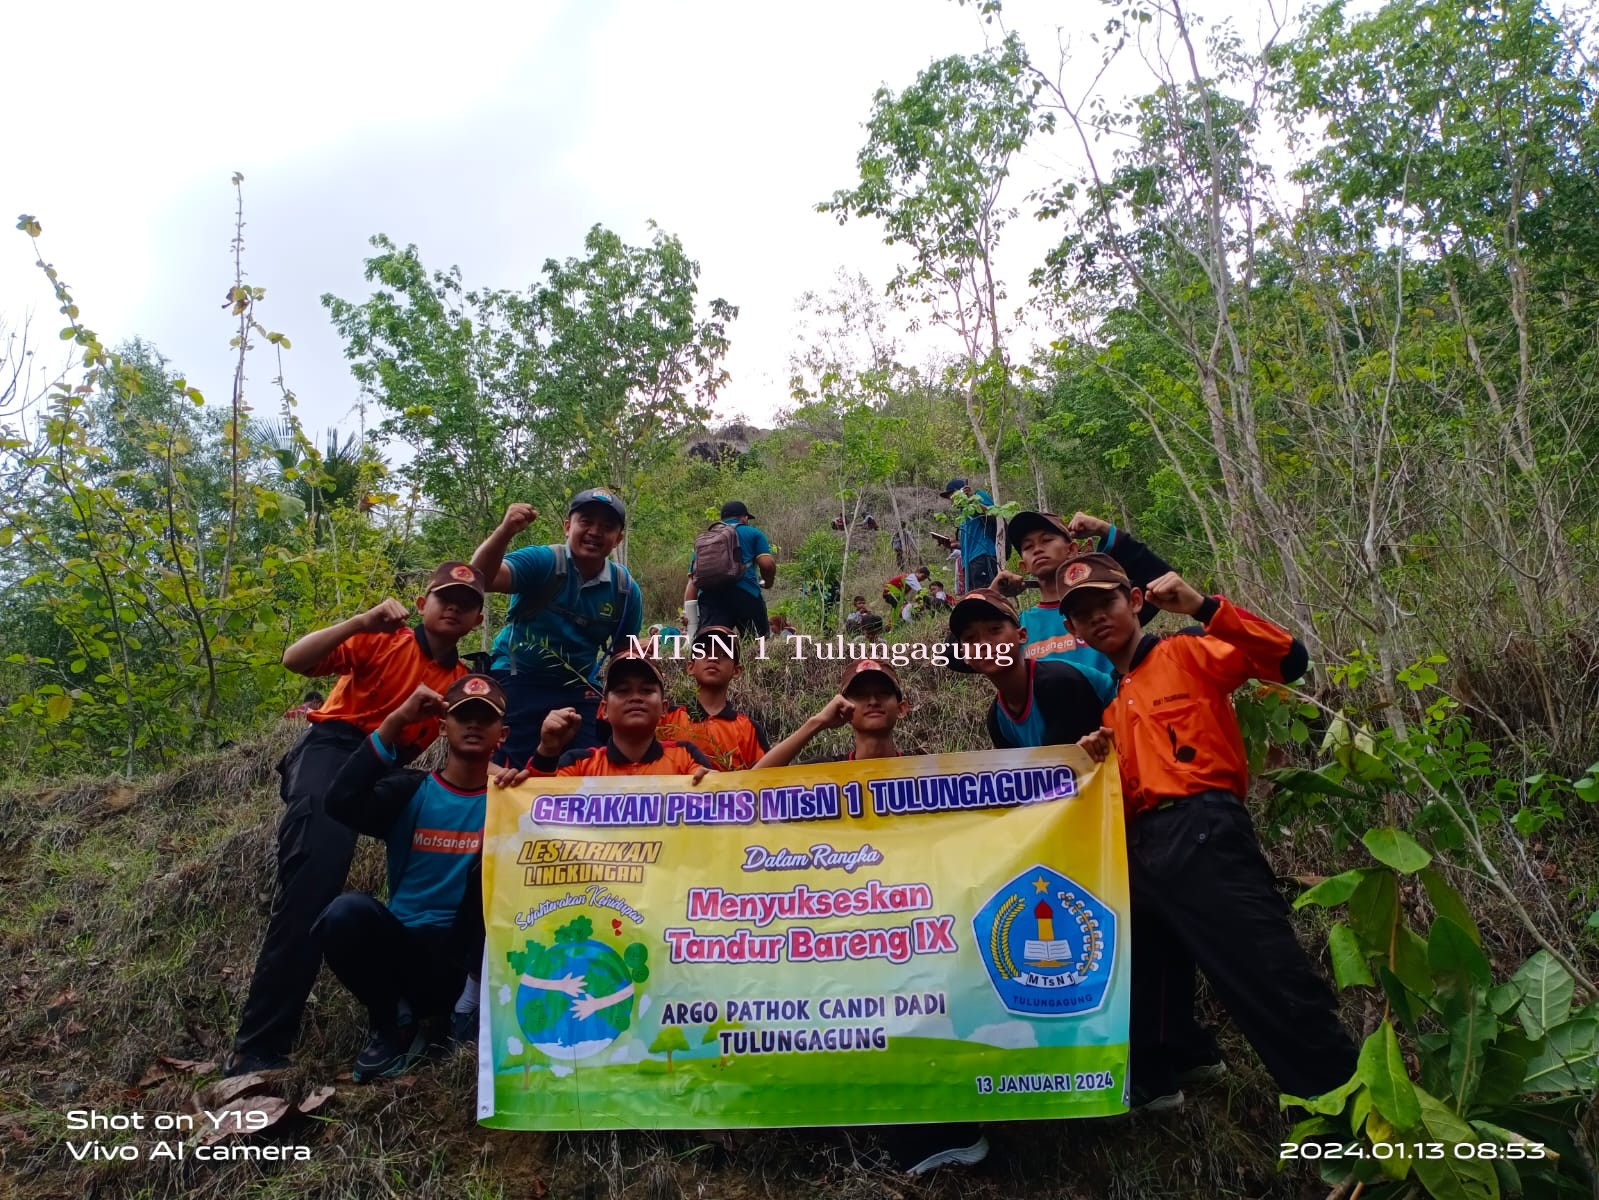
{"left": 1263, "top": 765, "right": 1365, "bottom": 799}
{"left": 1473, "top": 1046, "right": 1529, "bottom": 1108}
{"left": 1420, "top": 866, "right": 1480, "bottom": 945}
{"left": 1444, "top": 992, "right": 1495, "bottom": 1109}
{"left": 1329, "top": 922, "right": 1375, "bottom": 988}
{"left": 1430, "top": 917, "right": 1493, "bottom": 997}
{"left": 1411, "top": 1088, "right": 1501, "bottom": 1200}
{"left": 1293, "top": 867, "right": 1373, "bottom": 911}
{"left": 1363, "top": 826, "right": 1432, "bottom": 873}
{"left": 1512, "top": 952, "right": 1575, "bottom": 1039}
{"left": 1347, "top": 869, "right": 1399, "bottom": 954}
{"left": 1358, "top": 1023, "right": 1421, "bottom": 1130}
{"left": 1519, "top": 1018, "right": 1599, "bottom": 1095}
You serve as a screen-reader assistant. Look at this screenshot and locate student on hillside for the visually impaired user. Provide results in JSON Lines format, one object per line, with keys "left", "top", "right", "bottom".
{"left": 844, "top": 595, "right": 884, "bottom": 637}
{"left": 752, "top": 659, "right": 989, "bottom": 1176}
{"left": 657, "top": 626, "right": 771, "bottom": 770}
{"left": 226, "top": 563, "right": 487, "bottom": 1077}
{"left": 1060, "top": 554, "right": 1358, "bottom": 1109}
{"left": 470, "top": 490, "right": 643, "bottom": 767}
{"left": 993, "top": 511, "right": 1174, "bottom": 700}
{"left": 315, "top": 675, "right": 505, "bottom": 1082}
{"left": 881, "top": 566, "right": 929, "bottom": 627}
{"left": 939, "top": 479, "right": 997, "bottom": 590}
{"left": 926, "top": 581, "right": 953, "bottom": 610}
{"left": 945, "top": 587, "right": 1109, "bottom": 753}
{"left": 685, "top": 501, "right": 777, "bottom": 639}
{"left": 520, "top": 651, "right": 718, "bottom": 779}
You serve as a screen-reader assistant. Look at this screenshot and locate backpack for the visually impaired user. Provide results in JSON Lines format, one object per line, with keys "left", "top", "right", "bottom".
{"left": 692, "top": 521, "right": 746, "bottom": 590}
{"left": 523, "top": 545, "right": 635, "bottom": 651}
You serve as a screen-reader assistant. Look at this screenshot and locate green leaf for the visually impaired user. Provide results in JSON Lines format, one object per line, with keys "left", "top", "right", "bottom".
{"left": 1489, "top": 982, "right": 1523, "bottom": 1016}
{"left": 1357, "top": 1023, "right": 1421, "bottom": 1130}
{"left": 1363, "top": 826, "right": 1432, "bottom": 873}
{"left": 1444, "top": 991, "right": 1495, "bottom": 1108}
{"left": 1347, "top": 869, "right": 1399, "bottom": 954}
{"left": 1329, "top": 922, "right": 1375, "bottom": 988}
{"left": 1420, "top": 866, "right": 1480, "bottom": 945}
{"left": 1473, "top": 1046, "right": 1529, "bottom": 1107}
{"left": 1280, "top": 1068, "right": 1361, "bottom": 1116}
{"left": 1294, "top": 867, "right": 1372, "bottom": 911}
{"left": 45, "top": 694, "right": 73, "bottom": 722}
{"left": 1430, "top": 917, "right": 1493, "bottom": 996}
{"left": 1411, "top": 1088, "right": 1501, "bottom": 1200}
{"left": 1393, "top": 925, "right": 1433, "bottom": 998}
{"left": 1265, "top": 765, "right": 1364, "bottom": 799}
{"left": 1512, "top": 952, "right": 1575, "bottom": 1038}
{"left": 1519, "top": 1018, "right": 1599, "bottom": 1094}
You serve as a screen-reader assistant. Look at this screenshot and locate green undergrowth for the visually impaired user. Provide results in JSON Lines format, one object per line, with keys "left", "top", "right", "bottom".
{"left": 0, "top": 648, "right": 1401, "bottom": 1199}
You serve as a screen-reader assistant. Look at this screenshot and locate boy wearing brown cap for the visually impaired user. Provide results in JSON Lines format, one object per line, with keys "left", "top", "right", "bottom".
{"left": 471, "top": 489, "right": 644, "bottom": 768}
{"left": 315, "top": 674, "right": 508, "bottom": 1082}
{"left": 1060, "top": 555, "right": 1356, "bottom": 1109}
{"left": 946, "top": 587, "right": 1108, "bottom": 753}
{"left": 524, "top": 651, "right": 717, "bottom": 778}
{"left": 657, "top": 626, "right": 771, "bottom": 770}
{"left": 227, "top": 562, "right": 487, "bottom": 1076}
{"left": 994, "top": 511, "right": 1173, "bottom": 701}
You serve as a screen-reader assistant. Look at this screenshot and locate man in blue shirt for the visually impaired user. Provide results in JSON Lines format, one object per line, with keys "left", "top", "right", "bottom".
{"left": 316, "top": 674, "right": 505, "bottom": 1082}
{"left": 684, "top": 500, "right": 777, "bottom": 638}
{"left": 471, "top": 488, "right": 643, "bottom": 766}
{"left": 939, "top": 479, "right": 998, "bottom": 590}
{"left": 994, "top": 510, "right": 1175, "bottom": 703}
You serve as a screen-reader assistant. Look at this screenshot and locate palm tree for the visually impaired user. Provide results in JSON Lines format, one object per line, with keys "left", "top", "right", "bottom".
{"left": 247, "top": 418, "right": 380, "bottom": 540}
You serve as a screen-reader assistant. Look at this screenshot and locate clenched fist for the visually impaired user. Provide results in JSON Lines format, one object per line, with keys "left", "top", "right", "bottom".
{"left": 394, "top": 683, "right": 447, "bottom": 724}
{"left": 537, "top": 707, "right": 583, "bottom": 756}
{"left": 810, "top": 694, "right": 856, "bottom": 731}
{"left": 499, "top": 503, "right": 538, "bottom": 535}
{"left": 362, "top": 597, "right": 410, "bottom": 633}
{"left": 1064, "top": 512, "right": 1111, "bottom": 540}
{"left": 1143, "top": 571, "right": 1208, "bottom": 616}
{"left": 993, "top": 569, "right": 1029, "bottom": 598}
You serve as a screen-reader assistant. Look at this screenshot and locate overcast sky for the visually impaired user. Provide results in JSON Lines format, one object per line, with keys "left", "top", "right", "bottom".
{"left": 3, "top": 0, "right": 1294, "bottom": 438}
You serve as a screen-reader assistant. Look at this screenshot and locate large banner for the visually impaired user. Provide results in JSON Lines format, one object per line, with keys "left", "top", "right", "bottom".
{"left": 475, "top": 747, "right": 1130, "bottom": 1129}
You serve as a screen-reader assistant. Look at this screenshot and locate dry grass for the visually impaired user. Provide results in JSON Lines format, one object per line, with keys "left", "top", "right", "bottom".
{"left": 0, "top": 674, "right": 1399, "bottom": 1200}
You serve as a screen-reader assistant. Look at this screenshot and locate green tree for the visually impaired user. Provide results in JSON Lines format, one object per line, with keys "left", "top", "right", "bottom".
{"left": 648, "top": 1025, "right": 690, "bottom": 1072}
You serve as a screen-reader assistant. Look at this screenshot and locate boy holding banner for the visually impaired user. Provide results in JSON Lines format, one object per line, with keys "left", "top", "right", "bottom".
{"left": 1059, "top": 554, "right": 1358, "bottom": 1109}
{"left": 656, "top": 626, "right": 771, "bottom": 770}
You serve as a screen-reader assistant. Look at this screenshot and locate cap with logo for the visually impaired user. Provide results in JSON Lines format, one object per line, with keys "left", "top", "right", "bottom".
{"left": 939, "top": 478, "right": 968, "bottom": 499}
{"left": 425, "top": 561, "right": 487, "bottom": 600}
{"left": 692, "top": 624, "right": 741, "bottom": 660}
{"left": 568, "top": 488, "right": 627, "bottom": 525}
{"left": 945, "top": 587, "right": 1022, "bottom": 674}
{"left": 719, "top": 500, "right": 754, "bottom": 522}
{"left": 444, "top": 673, "right": 506, "bottom": 715}
{"left": 604, "top": 649, "right": 665, "bottom": 691}
{"left": 1057, "top": 553, "right": 1132, "bottom": 611}
{"left": 840, "top": 657, "right": 903, "bottom": 699}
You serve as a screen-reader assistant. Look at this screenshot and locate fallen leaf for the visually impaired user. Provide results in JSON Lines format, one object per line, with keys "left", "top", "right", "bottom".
{"left": 297, "top": 1085, "right": 335, "bottom": 1115}
{"left": 123, "top": 1087, "right": 143, "bottom": 1101}
{"left": 1290, "top": 874, "right": 1328, "bottom": 888}
{"left": 44, "top": 988, "right": 77, "bottom": 1022}
{"left": 530, "top": 1179, "right": 549, "bottom": 1199}
{"left": 158, "top": 1056, "right": 216, "bottom": 1074}
{"left": 198, "top": 1095, "right": 290, "bottom": 1145}
{"left": 63, "top": 1020, "right": 88, "bottom": 1037}
{"left": 197, "top": 1071, "right": 278, "bottom": 1109}
{"left": 392, "top": 1075, "right": 417, "bottom": 1089}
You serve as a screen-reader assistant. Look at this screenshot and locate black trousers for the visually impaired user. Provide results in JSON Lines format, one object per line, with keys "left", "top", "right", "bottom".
{"left": 312, "top": 893, "right": 466, "bottom": 1028}
{"left": 1128, "top": 792, "right": 1357, "bottom": 1099}
{"left": 965, "top": 554, "right": 998, "bottom": 591}
{"left": 699, "top": 586, "right": 770, "bottom": 637}
{"left": 233, "top": 722, "right": 367, "bottom": 1060}
{"left": 491, "top": 672, "right": 602, "bottom": 768}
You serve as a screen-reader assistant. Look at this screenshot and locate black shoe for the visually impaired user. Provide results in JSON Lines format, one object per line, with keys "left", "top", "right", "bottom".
{"left": 222, "top": 1050, "right": 291, "bottom": 1077}
{"left": 876, "top": 1123, "right": 990, "bottom": 1176}
{"left": 352, "top": 1023, "right": 424, "bottom": 1083}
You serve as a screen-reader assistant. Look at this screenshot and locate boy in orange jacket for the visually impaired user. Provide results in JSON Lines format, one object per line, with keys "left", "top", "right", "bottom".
{"left": 1060, "top": 554, "right": 1356, "bottom": 1109}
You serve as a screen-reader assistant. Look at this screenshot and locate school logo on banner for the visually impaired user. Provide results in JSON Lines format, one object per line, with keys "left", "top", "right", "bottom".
{"left": 973, "top": 864, "right": 1115, "bottom": 1017}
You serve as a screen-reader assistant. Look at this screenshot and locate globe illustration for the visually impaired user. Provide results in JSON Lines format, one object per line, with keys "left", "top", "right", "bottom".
{"left": 514, "top": 936, "right": 646, "bottom": 1060}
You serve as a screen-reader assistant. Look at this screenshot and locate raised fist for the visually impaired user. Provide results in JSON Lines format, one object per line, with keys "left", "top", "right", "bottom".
{"left": 1064, "top": 512, "right": 1112, "bottom": 540}
{"left": 1144, "top": 571, "right": 1207, "bottom": 616}
{"left": 396, "top": 683, "right": 447, "bottom": 723}
{"left": 813, "top": 694, "right": 855, "bottom": 731}
{"left": 363, "top": 597, "right": 410, "bottom": 633}
{"left": 538, "top": 707, "right": 583, "bottom": 755}
{"left": 500, "top": 503, "right": 538, "bottom": 535}
{"left": 993, "top": 569, "right": 1029, "bottom": 598}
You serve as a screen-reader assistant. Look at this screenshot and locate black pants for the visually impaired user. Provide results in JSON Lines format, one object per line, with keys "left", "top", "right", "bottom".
{"left": 233, "top": 722, "right": 367, "bottom": 1061}
{"left": 312, "top": 893, "right": 465, "bottom": 1028}
{"left": 699, "top": 586, "right": 769, "bottom": 637}
{"left": 491, "top": 673, "right": 602, "bottom": 768}
{"left": 965, "top": 554, "right": 998, "bottom": 591}
{"left": 1127, "top": 792, "right": 1357, "bottom": 1099}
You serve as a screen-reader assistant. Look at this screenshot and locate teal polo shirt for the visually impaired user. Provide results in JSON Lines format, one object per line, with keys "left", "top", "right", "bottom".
{"left": 489, "top": 545, "right": 642, "bottom": 688}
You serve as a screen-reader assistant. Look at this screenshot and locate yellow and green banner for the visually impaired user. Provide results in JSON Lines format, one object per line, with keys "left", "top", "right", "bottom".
{"left": 475, "top": 747, "right": 1130, "bottom": 1129}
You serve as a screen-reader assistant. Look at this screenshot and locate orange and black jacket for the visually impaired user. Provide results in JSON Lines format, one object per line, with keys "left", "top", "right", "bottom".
{"left": 1107, "top": 596, "right": 1308, "bottom": 819}
{"left": 529, "top": 737, "right": 717, "bottom": 777}
{"left": 657, "top": 701, "right": 770, "bottom": 770}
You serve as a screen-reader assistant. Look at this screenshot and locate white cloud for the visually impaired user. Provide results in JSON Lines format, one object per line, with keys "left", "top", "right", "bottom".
{"left": 610, "top": 1040, "right": 648, "bottom": 1064}
{"left": 550, "top": 1063, "right": 574, "bottom": 1078}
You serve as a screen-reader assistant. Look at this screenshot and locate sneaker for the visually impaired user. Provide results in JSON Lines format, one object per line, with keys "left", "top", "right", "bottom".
{"left": 221, "top": 1050, "right": 291, "bottom": 1077}
{"left": 352, "top": 1023, "right": 424, "bottom": 1083}
{"left": 877, "top": 1123, "right": 990, "bottom": 1176}
{"left": 1176, "top": 1060, "right": 1227, "bottom": 1088}
{"left": 1129, "top": 1085, "right": 1185, "bottom": 1113}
